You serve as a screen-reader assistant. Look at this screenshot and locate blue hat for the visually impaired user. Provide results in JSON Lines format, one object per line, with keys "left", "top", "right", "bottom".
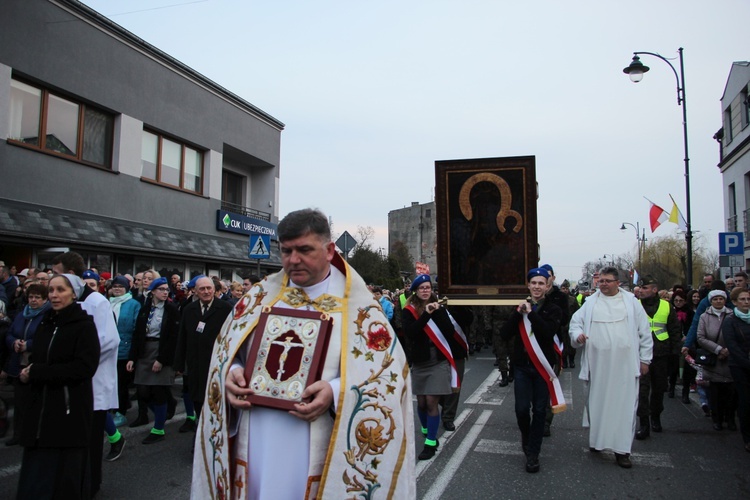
{"left": 187, "top": 275, "right": 206, "bottom": 290}
{"left": 410, "top": 274, "right": 432, "bottom": 292}
{"left": 527, "top": 267, "right": 550, "bottom": 281}
{"left": 540, "top": 264, "right": 554, "bottom": 275}
{"left": 82, "top": 269, "right": 100, "bottom": 282}
{"left": 148, "top": 277, "right": 168, "bottom": 291}
{"left": 112, "top": 276, "right": 130, "bottom": 289}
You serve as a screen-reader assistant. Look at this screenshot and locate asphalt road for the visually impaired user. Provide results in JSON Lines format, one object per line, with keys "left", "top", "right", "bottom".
{"left": 0, "top": 355, "right": 748, "bottom": 499}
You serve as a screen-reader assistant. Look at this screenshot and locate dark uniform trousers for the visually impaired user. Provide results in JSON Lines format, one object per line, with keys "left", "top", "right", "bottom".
{"left": 638, "top": 355, "right": 669, "bottom": 418}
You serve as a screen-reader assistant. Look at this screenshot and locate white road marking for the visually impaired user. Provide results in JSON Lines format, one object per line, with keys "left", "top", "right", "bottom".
{"left": 0, "top": 463, "right": 20, "bottom": 478}
{"left": 474, "top": 438, "right": 525, "bottom": 456}
{"left": 421, "top": 410, "right": 493, "bottom": 500}
{"left": 464, "top": 369, "right": 502, "bottom": 405}
{"left": 561, "top": 370, "right": 573, "bottom": 406}
{"left": 416, "top": 408, "right": 474, "bottom": 478}
{"left": 580, "top": 448, "right": 674, "bottom": 468}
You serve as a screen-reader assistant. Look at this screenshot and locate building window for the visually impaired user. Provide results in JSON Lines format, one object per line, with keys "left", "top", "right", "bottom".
{"left": 725, "top": 107, "right": 734, "bottom": 143}
{"left": 742, "top": 88, "right": 749, "bottom": 130}
{"left": 8, "top": 78, "right": 113, "bottom": 168}
{"left": 141, "top": 130, "right": 203, "bottom": 194}
{"left": 222, "top": 170, "right": 244, "bottom": 206}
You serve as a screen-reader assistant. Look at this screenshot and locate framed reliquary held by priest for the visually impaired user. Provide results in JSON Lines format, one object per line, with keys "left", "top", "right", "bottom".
{"left": 244, "top": 307, "right": 334, "bottom": 410}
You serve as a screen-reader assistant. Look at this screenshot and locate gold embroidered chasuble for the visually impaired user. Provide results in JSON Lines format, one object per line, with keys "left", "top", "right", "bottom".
{"left": 191, "top": 254, "right": 416, "bottom": 499}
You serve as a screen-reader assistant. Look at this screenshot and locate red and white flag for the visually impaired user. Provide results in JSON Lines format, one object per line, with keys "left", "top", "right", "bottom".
{"left": 646, "top": 198, "right": 669, "bottom": 232}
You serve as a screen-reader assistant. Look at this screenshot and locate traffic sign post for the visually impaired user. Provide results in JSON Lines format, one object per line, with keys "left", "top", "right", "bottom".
{"left": 335, "top": 231, "right": 358, "bottom": 261}
{"left": 249, "top": 234, "right": 271, "bottom": 276}
{"left": 719, "top": 232, "right": 745, "bottom": 278}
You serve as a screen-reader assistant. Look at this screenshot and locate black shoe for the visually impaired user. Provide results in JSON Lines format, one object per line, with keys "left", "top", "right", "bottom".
{"left": 525, "top": 455, "right": 540, "bottom": 473}
{"left": 702, "top": 404, "right": 711, "bottom": 417}
{"left": 5, "top": 437, "right": 20, "bottom": 447}
{"left": 179, "top": 418, "right": 197, "bottom": 433}
{"left": 105, "top": 437, "right": 126, "bottom": 461}
{"left": 713, "top": 422, "right": 723, "bottom": 431}
{"left": 475, "top": 343, "right": 482, "bottom": 353}
{"left": 635, "top": 417, "right": 650, "bottom": 440}
{"left": 569, "top": 361, "right": 575, "bottom": 369}
{"left": 727, "top": 421, "right": 737, "bottom": 431}
{"left": 543, "top": 425, "right": 551, "bottom": 437}
{"left": 668, "top": 387, "right": 675, "bottom": 398}
{"left": 615, "top": 453, "right": 632, "bottom": 469}
{"left": 129, "top": 416, "right": 149, "bottom": 428}
{"left": 507, "top": 372, "right": 514, "bottom": 383}
{"left": 562, "top": 362, "right": 569, "bottom": 369}
{"left": 418, "top": 444, "right": 437, "bottom": 460}
{"left": 142, "top": 432, "right": 165, "bottom": 445}
{"left": 498, "top": 371, "right": 509, "bottom": 387}
{"left": 443, "top": 422, "right": 456, "bottom": 432}
{"left": 650, "top": 416, "right": 662, "bottom": 433}
{"left": 681, "top": 394, "right": 691, "bottom": 404}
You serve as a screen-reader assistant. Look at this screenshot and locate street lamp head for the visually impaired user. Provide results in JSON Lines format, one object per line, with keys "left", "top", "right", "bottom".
{"left": 620, "top": 223, "right": 627, "bottom": 231}
{"left": 623, "top": 55, "right": 650, "bottom": 83}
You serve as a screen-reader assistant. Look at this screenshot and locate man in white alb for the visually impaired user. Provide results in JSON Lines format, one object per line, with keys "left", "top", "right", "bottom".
{"left": 570, "top": 267, "right": 652, "bottom": 468}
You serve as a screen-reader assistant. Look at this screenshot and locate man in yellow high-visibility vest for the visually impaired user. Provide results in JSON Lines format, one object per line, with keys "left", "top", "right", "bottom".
{"left": 635, "top": 276, "right": 682, "bottom": 440}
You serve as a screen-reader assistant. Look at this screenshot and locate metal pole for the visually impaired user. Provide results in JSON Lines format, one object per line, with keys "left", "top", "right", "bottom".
{"left": 678, "top": 48, "right": 693, "bottom": 288}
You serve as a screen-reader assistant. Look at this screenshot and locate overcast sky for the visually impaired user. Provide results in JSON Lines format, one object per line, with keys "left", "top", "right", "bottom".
{"left": 84, "top": 0, "right": 748, "bottom": 283}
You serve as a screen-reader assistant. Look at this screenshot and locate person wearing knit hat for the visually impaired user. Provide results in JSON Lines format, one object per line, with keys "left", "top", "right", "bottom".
{"left": 697, "top": 288, "right": 734, "bottom": 431}
{"left": 104, "top": 274, "right": 142, "bottom": 459}
{"left": 498, "top": 267, "right": 563, "bottom": 473}
{"left": 635, "top": 274, "right": 682, "bottom": 441}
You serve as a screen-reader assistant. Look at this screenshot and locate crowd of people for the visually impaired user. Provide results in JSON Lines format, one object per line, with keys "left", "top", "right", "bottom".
{"left": 0, "top": 259, "right": 260, "bottom": 498}
{"left": 2, "top": 237, "right": 750, "bottom": 496}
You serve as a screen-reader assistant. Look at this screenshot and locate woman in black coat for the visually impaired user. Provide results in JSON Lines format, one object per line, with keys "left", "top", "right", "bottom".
{"left": 17, "top": 274, "right": 100, "bottom": 499}
{"left": 402, "top": 274, "right": 467, "bottom": 461}
{"left": 127, "top": 277, "right": 179, "bottom": 444}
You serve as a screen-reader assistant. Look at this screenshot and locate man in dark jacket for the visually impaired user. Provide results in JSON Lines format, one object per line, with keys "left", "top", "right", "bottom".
{"left": 174, "top": 276, "right": 233, "bottom": 432}
{"left": 636, "top": 276, "right": 682, "bottom": 439}
{"left": 499, "top": 267, "right": 562, "bottom": 474}
{"left": 540, "top": 264, "right": 569, "bottom": 437}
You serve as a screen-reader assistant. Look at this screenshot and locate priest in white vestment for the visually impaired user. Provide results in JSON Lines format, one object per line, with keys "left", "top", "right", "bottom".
{"left": 190, "top": 209, "right": 415, "bottom": 499}
{"left": 570, "top": 267, "right": 652, "bottom": 468}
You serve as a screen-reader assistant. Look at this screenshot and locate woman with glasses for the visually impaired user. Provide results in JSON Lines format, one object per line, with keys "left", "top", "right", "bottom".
{"left": 724, "top": 288, "right": 750, "bottom": 452}
{"left": 402, "top": 274, "right": 467, "bottom": 460}
{"left": 126, "top": 277, "right": 179, "bottom": 444}
{"left": 3, "top": 282, "right": 51, "bottom": 445}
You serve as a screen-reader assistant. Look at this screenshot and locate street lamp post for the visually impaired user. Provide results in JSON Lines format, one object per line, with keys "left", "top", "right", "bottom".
{"left": 620, "top": 222, "right": 647, "bottom": 270}
{"left": 623, "top": 48, "right": 693, "bottom": 287}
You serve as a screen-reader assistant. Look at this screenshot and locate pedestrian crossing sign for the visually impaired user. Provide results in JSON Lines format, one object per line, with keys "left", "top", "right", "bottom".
{"left": 249, "top": 234, "right": 271, "bottom": 259}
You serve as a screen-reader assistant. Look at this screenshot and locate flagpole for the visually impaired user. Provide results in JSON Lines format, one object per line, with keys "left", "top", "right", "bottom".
{"left": 624, "top": 48, "right": 693, "bottom": 287}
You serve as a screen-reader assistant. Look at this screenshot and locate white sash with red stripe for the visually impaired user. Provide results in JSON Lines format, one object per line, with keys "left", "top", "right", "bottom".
{"left": 519, "top": 314, "right": 566, "bottom": 413}
{"left": 406, "top": 305, "right": 461, "bottom": 390}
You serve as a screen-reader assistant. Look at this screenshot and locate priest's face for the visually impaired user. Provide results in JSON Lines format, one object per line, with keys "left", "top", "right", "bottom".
{"left": 281, "top": 232, "right": 335, "bottom": 287}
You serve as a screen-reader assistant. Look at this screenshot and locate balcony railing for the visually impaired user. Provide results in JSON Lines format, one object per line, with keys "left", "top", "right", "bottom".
{"left": 221, "top": 201, "right": 271, "bottom": 222}
{"left": 728, "top": 214, "right": 738, "bottom": 232}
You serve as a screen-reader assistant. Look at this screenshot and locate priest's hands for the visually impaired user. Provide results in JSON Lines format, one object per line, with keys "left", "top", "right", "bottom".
{"left": 226, "top": 366, "right": 254, "bottom": 409}
{"left": 576, "top": 334, "right": 588, "bottom": 344}
{"left": 640, "top": 362, "right": 649, "bottom": 376}
{"left": 290, "top": 380, "right": 333, "bottom": 422}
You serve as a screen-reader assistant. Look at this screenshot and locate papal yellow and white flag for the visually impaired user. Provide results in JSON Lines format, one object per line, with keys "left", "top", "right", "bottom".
{"left": 668, "top": 194, "right": 688, "bottom": 231}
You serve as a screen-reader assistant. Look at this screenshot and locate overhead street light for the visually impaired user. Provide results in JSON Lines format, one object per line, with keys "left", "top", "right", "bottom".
{"left": 622, "top": 48, "right": 694, "bottom": 287}
{"left": 620, "top": 222, "right": 647, "bottom": 271}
